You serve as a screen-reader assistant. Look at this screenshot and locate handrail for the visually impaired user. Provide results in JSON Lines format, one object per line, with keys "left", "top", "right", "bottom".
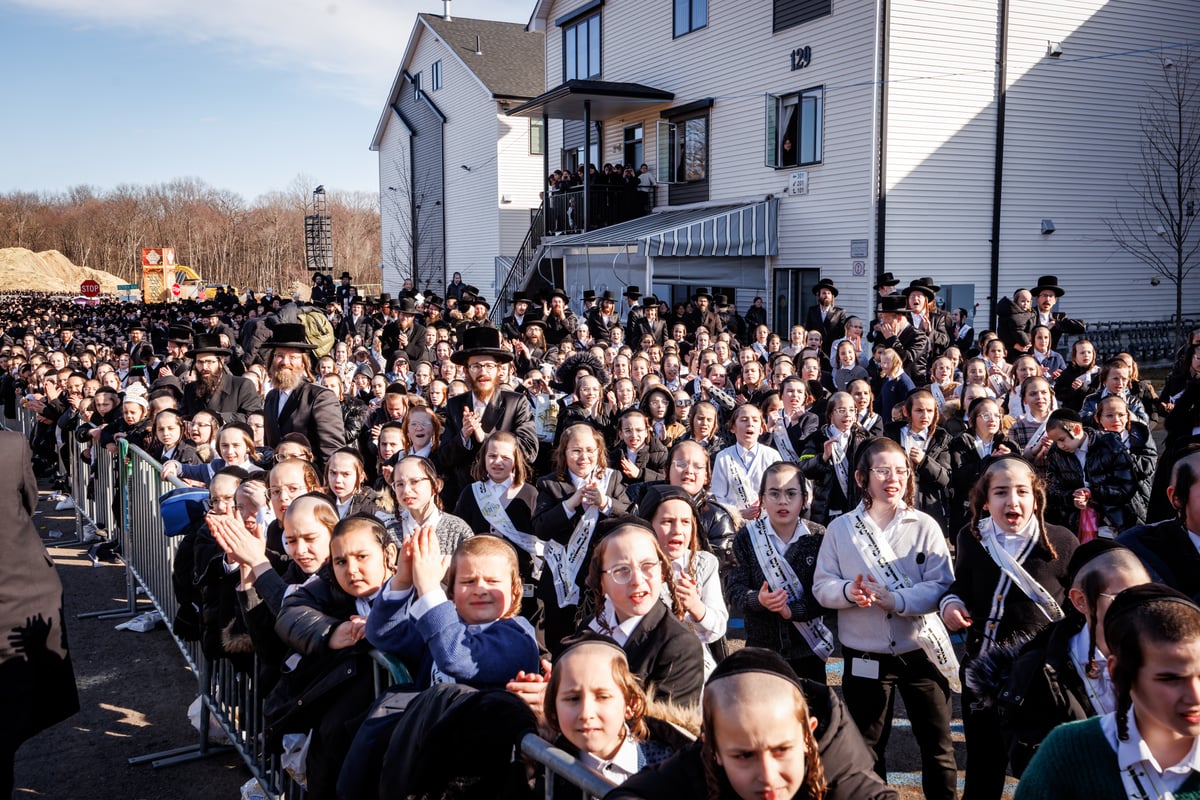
{"left": 521, "top": 734, "right": 617, "bottom": 800}
{"left": 494, "top": 201, "right": 547, "bottom": 323}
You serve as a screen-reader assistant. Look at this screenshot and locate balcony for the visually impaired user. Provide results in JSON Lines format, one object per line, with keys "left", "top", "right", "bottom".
{"left": 545, "top": 183, "right": 657, "bottom": 235}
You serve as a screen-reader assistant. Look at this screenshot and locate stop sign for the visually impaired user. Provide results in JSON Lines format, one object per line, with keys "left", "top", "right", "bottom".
{"left": 80, "top": 279, "right": 100, "bottom": 297}
{"left": 171, "top": 283, "right": 182, "bottom": 297}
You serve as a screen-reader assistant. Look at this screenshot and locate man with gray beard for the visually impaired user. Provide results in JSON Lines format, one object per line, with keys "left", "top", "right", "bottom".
{"left": 182, "top": 333, "right": 262, "bottom": 424}
{"left": 261, "top": 323, "right": 345, "bottom": 469}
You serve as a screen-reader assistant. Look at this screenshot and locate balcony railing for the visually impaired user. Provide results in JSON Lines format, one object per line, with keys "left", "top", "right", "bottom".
{"left": 546, "top": 183, "right": 656, "bottom": 235}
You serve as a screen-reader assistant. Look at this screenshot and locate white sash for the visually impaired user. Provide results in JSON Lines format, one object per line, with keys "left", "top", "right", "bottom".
{"left": 930, "top": 383, "right": 947, "bottom": 413}
{"left": 827, "top": 426, "right": 851, "bottom": 499}
{"left": 772, "top": 411, "right": 800, "bottom": 462}
{"left": 748, "top": 519, "right": 835, "bottom": 660}
{"left": 977, "top": 520, "right": 1064, "bottom": 654}
{"left": 542, "top": 468, "right": 614, "bottom": 607}
{"left": 859, "top": 412, "right": 880, "bottom": 432}
{"left": 471, "top": 481, "right": 545, "bottom": 579}
{"left": 727, "top": 456, "right": 754, "bottom": 510}
{"left": 848, "top": 508, "right": 962, "bottom": 692}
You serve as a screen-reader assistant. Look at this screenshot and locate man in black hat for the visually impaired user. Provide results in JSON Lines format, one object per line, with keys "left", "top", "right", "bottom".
{"left": 714, "top": 294, "right": 746, "bottom": 341}
{"left": 502, "top": 291, "right": 534, "bottom": 343}
{"left": 623, "top": 284, "right": 643, "bottom": 330}
{"left": 392, "top": 297, "right": 428, "bottom": 362}
{"left": 163, "top": 325, "right": 195, "bottom": 379}
{"left": 439, "top": 327, "right": 539, "bottom": 503}
{"left": 1032, "top": 275, "right": 1086, "bottom": 350}
{"left": 804, "top": 278, "right": 847, "bottom": 346}
{"left": 127, "top": 323, "right": 155, "bottom": 366}
{"left": 199, "top": 305, "right": 238, "bottom": 345}
{"left": 262, "top": 323, "right": 346, "bottom": 469}
{"left": 686, "top": 289, "right": 721, "bottom": 335}
{"left": 338, "top": 297, "right": 374, "bottom": 343}
{"left": 57, "top": 324, "right": 86, "bottom": 359}
{"left": 580, "top": 289, "right": 597, "bottom": 317}
{"left": 875, "top": 295, "right": 930, "bottom": 382}
{"left": 627, "top": 294, "right": 665, "bottom": 346}
{"left": 335, "top": 271, "right": 355, "bottom": 312}
{"left": 310, "top": 273, "right": 331, "bottom": 306}
{"left": 182, "top": 333, "right": 263, "bottom": 424}
{"left": 901, "top": 277, "right": 951, "bottom": 358}
{"left": 585, "top": 290, "right": 621, "bottom": 344}
{"left": 875, "top": 271, "right": 900, "bottom": 297}
{"left": 543, "top": 288, "right": 579, "bottom": 348}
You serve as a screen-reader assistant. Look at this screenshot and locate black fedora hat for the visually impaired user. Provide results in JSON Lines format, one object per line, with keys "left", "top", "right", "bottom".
{"left": 521, "top": 318, "right": 547, "bottom": 333}
{"left": 597, "top": 290, "right": 616, "bottom": 304}
{"left": 713, "top": 293, "right": 730, "bottom": 307}
{"left": 877, "top": 295, "right": 908, "bottom": 314}
{"left": 167, "top": 325, "right": 194, "bottom": 345}
{"left": 549, "top": 287, "right": 571, "bottom": 304}
{"left": 693, "top": 288, "right": 711, "bottom": 300}
{"left": 811, "top": 278, "right": 839, "bottom": 298}
{"left": 452, "top": 326, "right": 513, "bottom": 366}
{"left": 512, "top": 290, "right": 531, "bottom": 304}
{"left": 191, "top": 332, "right": 231, "bottom": 357}
{"left": 582, "top": 289, "right": 597, "bottom": 302}
{"left": 623, "top": 285, "right": 642, "bottom": 299}
{"left": 641, "top": 294, "right": 660, "bottom": 309}
{"left": 395, "top": 297, "right": 420, "bottom": 315}
{"left": 873, "top": 272, "right": 901, "bottom": 290}
{"left": 1033, "top": 275, "right": 1065, "bottom": 297}
{"left": 339, "top": 271, "right": 353, "bottom": 281}
{"left": 264, "top": 323, "right": 317, "bottom": 351}
{"left": 901, "top": 276, "right": 940, "bottom": 301}
{"left": 473, "top": 295, "right": 491, "bottom": 310}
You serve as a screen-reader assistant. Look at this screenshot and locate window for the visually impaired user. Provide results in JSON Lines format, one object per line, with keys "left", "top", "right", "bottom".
{"left": 674, "top": 0, "right": 707, "bottom": 37}
{"left": 530, "top": 118, "right": 545, "bottom": 155}
{"left": 656, "top": 115, "right": 708, "bottom": 183}
{"left": 623, "top": 125, "right": 643, "bottom": 169}
{"left": 431, "top": 60, "right": 443, "bottom": 91}
{"left": 765, "top": 87, "right": 823, "bottom": 168}
{"left": 413, "top": 71, "right": 423, "bottom": 99}
{"left": 563, "top": 13, "right": 601, "bottom": 80}
{"left": 773, "top": 0, "right": 832, "bottom": 32}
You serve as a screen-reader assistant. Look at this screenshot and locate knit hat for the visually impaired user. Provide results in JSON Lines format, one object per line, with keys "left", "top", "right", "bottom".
{"left": 707, "top": 647, "right": 805, "bottom": 692}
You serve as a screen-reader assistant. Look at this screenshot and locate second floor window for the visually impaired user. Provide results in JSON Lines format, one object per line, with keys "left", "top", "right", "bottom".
{"left": 564, "top": 13, "right": 601, "bottom": 80}
{"left": 431, "top": 60, "right": 443, "bottom": 91}
{"left": 657, "top": 115, "right": 708, "bottom": 183}
{"left": 766, "top": 87, "right": 823, "bottom": 168}
{"left": 674, "top": 0, "right": 707, "bottom": 37}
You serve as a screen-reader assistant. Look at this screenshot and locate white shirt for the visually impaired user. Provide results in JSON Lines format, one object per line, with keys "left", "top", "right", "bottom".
{"left": 1100, "top": 708, "right": 1200, "bottom": 792}
{"left": 579, "top": 734, "right": 640, "bottom": 783}
{"left": 1069, "top": 627, "right": 1116, "bottom": 713}
{"left": 588, "top": 597, "right": 644, "bottom": 646}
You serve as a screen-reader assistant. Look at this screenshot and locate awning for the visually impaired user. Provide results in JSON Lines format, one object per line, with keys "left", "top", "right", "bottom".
{"left": 507, "top": 79, "right": 674, "bottom": 120}
{"left": 543, "top": 199, "right": 779, "bottom": 258}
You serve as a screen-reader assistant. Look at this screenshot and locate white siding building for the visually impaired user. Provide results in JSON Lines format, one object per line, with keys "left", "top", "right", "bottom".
{"left": 371, "top": 10, "right": 544, "bottom": 301}
{"left": 505, "top": 0, "right": 1199, "bottom": 336}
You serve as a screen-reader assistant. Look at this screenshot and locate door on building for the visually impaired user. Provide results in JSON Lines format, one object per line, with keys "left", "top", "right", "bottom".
{"left": 772, "top": 268, "right": 821, "bottom": 335}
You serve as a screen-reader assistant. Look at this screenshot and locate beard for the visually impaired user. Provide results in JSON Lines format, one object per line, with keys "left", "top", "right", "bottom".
{"left": 270, "top": 365, "right": 306, "bottom": 391}
{"left": 193, "top": 370, "right": 223, "bottom": 400}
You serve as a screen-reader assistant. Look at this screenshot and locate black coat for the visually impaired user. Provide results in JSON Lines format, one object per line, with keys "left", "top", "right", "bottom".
{"left": 439, "top": 390, "right": 540, "bottom": 506}
{"left": 799, "top": 425, "right": 870, "bottom": 525}
{"left": 608, "top": 438, "right": 668, "bottom": 486}
{"left": 883, "top": 422, "right": 951, "bottom": 529}
{"left": 1042, "top": 429, "right": 1136, "bottom": 530}
{"left": 1120, "top": 520, "right": 1200, "bottom": 603}
{"left": 946, "top": 433, "right": 1018, "bottom": 532}
{"left": 182, "top": 369, "right": 263, "bottom": 424}
{"left": 582, "top": 599, "right": 704, "bottom": 706}
{"left": 804, "top": 305, "right": 847, "bottom": 347}
{"left": 263, "top": 380, "right": 347, "bottom": 469}
{"left": 607, "top": 679, "right": 897, "bottom": 800}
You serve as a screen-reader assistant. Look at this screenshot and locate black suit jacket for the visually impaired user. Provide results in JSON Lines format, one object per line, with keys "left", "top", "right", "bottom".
{"left": 440, "top": 391, "right": 539, "bottom": 499}
{"left": 583, "top": 599, "right": 704, "bottom": 706}
{"left": 182, "top": 369, "right": 263, "bottom": 424}
{"left": 1120, "top": 520, "right": 1200, "bottom": 602}
{"left": 263, "top": 381, "right": 346, "bottom": 468}
{"left": 805, "top": 305, "right": 847, "bottom": 346}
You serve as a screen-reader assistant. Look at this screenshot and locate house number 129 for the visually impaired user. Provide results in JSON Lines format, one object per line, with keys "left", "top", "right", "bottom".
{"left": 790, "top": 46, "right": 812, "bottom": 71}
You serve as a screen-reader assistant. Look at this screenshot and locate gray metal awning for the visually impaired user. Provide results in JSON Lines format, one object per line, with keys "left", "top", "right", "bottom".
{"left": 507, "top": 79, "right": 674, "bottom": 120}
{"left": 543, "top": 198, "right": 779, "bottom": 258}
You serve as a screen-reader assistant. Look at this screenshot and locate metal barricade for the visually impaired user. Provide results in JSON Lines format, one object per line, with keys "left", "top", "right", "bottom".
{"left": 521, "top": 734, "right": 618, "bottom": 800}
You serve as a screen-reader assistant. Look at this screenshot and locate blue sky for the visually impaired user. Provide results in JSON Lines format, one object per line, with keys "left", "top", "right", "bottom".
{"left": 0, "top": 0, "right": 531, "bottom": 203}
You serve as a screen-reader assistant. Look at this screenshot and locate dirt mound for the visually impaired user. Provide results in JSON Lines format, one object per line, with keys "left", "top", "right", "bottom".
{"left": 0, "top": 248, "right": 127, "bottom": 294}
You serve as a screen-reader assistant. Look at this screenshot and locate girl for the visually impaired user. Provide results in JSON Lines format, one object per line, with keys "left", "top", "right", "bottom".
{"left": 778, "top": 375, "right": 820, "bottom": 454}
{"left": 1015, "top": 585, "right": 1200, "bottom": 800}
{"left": 164, "top": 422, "right": 262, "bottom": 485}
{"left": 387, "top": 455, "right": 474, "bottom": 554}
{"left": 150, "top": 409, "right": 201, "bottom": 465}
{"left": 947, "top": 398, "right": 1015, "bottom": 534}
{"left": 730, "top": 463, "right": 832, "bottom": 684}
{"left": 832, "top": 339, "right": 870, "bottom": 392}
{"left": 399, "top": 402, "right": 440, "bottom": 459}
{"left": 883, "top": 389, "right": 952, "bottom": 532}
{"left": 711, "top": 404, "right": 781, "bottom": 521}
{"left": 983, "top": 338, "right": 1013, "bottom": 397}
{"left": 533, "top": 423, "right": 630, "bottom": 655}
{"left": 325, "top": 447, "right": 377, "bottom": 519}
{"left": 1001, "top": 356, "right": 1041, "bottom": 418}
{"left": 640, "top": 385, "right": 686, "bottom": 447}
{"left": 939, "top": 457, "right": 1078, "bottom": 800}
{"left": 683, "top": 400, "right": 731, "bottom": 461}
{"left": 545, "top": 639, "right": 694, "bottom": 790}
{"left": 583, "top": 523, "right": 705, "bottom": 705}
{"left": 189, "top": 409, "right": 222, "bottom": 463}
{"left": 366, "top": 530, "right": 540, "bottom": 688}
{"left": 640, "top": 485, "right": 730, "bottom": 674}
{"left": 665, "top": 439, "right": 741, "bottom": 574}
{"left": 1030, "top": 325, "right": 1066, "bottom": 379}
{"left": 554, "top": 371, "right": 614, "bottom": 448}
{"left": 272, "top": 513, "right": 396, "bottom": 799}
{"left": 812, "top": 438, "right": 958, "bottom": 800}
{"left": 453, "top": 432, "right": 544, "bottom": 638}
{"left": 962, "top": 356, "right": 996, "bottom": 399}
{"left": 1007, "top": 376, "right": 1057, "bottom": 456}
{"left": 1080, "top": 358, "right": 1151, "bottom": 427}
{"left": 877, "top": 348, "right": 915, "bottom": 423}
{"left": 1095, "top": 395, "right": 1156, "bottom": 527}
{"left": 848, "top": 379, "right": 883, "bottom": 437}
{"left": 926, "top": 356, "right": 961, "bottom": 414}
{"left": 800, "top": 392, "right": 869, "bottom": 526}
{"left": 1054, "top": 338, "right": 1099, "bottom": 411}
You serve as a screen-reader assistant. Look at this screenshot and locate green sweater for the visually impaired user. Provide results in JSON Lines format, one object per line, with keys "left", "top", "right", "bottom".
{"left": 1015, "top": 717, "right": 1200, "bottom": 800}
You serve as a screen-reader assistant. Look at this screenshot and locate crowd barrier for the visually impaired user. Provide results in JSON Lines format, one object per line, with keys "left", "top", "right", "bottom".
{"left": 12, "top": 405, "right": 618, "bottom": 800}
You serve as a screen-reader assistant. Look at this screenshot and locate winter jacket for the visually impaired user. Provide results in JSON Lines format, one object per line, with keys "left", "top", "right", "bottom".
{"left": 1119, "top": 519, "right": 1200, "bottom": 602}
{"left": 883, "top": 421, "right": 951, "bottom": 530}
{"left": 1042, "top": 429, "right": 1136, "bottom": 530}
{"left": 798, "top": 424, "right": 869, "bottom": 525}
{"left": 946, "top": 432, "right": 1019, "bottom": 533}
{"left": 606, "top": 678, "right": 897, "bottom": 800}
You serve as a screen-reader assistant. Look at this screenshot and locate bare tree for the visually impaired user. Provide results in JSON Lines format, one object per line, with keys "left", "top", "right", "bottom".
{"left": 1106, "top": 50, "right": 1200, "bottom": 350}
{"left": 383, "top": 157, "right": 444, "bottom": 296}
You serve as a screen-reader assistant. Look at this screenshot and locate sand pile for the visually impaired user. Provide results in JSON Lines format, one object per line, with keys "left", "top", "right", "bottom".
{"left": 0, "top": 248, "right": 127, "bottom": 294}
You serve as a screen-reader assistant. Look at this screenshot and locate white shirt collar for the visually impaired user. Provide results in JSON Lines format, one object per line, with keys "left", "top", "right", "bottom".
{"left": 1069, "top": 627, "right": 1115, "bottom": 708}
{"left": 588, "top": 596, "right": 644, "bottom": 646}
{"left": 578, "top": 732, "right": 640, "bottom": 781}
{"left": 1100, "top": 708, "right": 1200, "bottom": 785}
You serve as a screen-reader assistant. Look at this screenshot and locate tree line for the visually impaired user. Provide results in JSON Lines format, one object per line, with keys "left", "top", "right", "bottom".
{"left": 0, "top": 176, "right": 381, "bottom": 293}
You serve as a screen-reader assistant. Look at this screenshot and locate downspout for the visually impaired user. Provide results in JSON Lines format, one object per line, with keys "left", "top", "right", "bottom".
{"left": 878, "top": 0, "right": 888, "bottom": 283}
{"left": 988, "top": 0, "right": 1010, "bottom": 329}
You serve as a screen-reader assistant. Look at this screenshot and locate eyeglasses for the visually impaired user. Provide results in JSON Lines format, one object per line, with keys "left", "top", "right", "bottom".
{"left": 675, "top": 398, "right": 692, "bottom": 407}
{"left": 869, "top": 467, "right": 910, "bottom": 479}
{"left": 468, "top": 362, "right": 499, "bottom": 373}
{"left": 602, "top": 560, "right": 662, "bottom": 585}
{"left": 671, "top": 460, "right": 707, "bottom": 474}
